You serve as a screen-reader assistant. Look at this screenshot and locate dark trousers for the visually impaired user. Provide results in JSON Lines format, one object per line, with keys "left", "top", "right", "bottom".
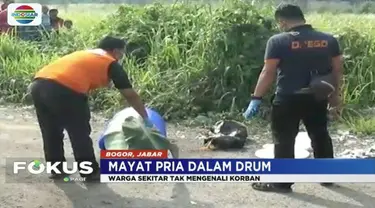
{"left": 30, "top": 79, "right": 99, "bottom": 177}
{"left": 271, "top": 95, "right": 334, "bottom": 187}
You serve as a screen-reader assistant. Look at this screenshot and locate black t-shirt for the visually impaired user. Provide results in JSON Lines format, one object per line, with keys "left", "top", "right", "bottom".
{"left": 107, "top": 61, "right": 133, "bottom": 89}
{"left": 264, "top": 25, "right": 341, "bottom": 99}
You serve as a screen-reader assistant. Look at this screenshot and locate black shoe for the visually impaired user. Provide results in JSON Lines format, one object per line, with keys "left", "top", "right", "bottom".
{"left": 320, "top": 183, "right": 334, "bottom": 187}
{"left": 252, "top": 183, "right": 292, "bottom": 193}
{"left": 83, "top": 171, "right": 100, "bottom": 182}
{"left": 48, "top": 172, "right": 70, "bottom": 180}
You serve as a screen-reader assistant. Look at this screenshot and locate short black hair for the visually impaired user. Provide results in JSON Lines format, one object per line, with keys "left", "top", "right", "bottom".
{"left": 274, "top": 3, "right": 305, "bottom": 21}
{"left": 49, "top": 9, "right": 58, "bottom": 13}
{"left": 98, "top": 36, "right": 126, "bottom": 51}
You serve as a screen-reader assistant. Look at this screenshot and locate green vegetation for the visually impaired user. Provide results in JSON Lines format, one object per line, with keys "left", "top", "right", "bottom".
{"left": 0, "top": 2, "right": 374, "bottom": 133}
{"left": 310, "top": 1, "right": 375, "bottom": 14}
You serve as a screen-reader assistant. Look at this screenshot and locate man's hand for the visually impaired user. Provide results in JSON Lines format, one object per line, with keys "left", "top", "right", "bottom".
{"left": 329, "top": 38, "right": 343, "bottom": 120}
{"left": 328, "top": 94, "right": 342, "bottom": 119}
{"left": 243, "top": 99, "right": 262, "bottom": 119}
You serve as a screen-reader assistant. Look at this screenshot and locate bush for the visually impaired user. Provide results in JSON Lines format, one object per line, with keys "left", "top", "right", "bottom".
{"left": 1, "top": 1, "right": 276, "bottom": 118}
{"left": 95, "top": 2, "right": 275, "bottom": 118}
{"left": 0, "top": 2, "right": 374, "bottom": 120}
{"left": 309, "top": 14, "right": 375, "bottom": 109}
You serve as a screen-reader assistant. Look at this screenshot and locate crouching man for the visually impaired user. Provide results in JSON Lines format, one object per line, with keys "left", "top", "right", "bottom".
{"left": 30, "top": 36, "right": 152, "bottom": 181}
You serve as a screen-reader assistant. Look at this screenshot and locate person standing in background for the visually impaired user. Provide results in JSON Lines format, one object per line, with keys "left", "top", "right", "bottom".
{"left": 243, "top": 4, "right": 343, "bottom": 193}
{"left": 0, "top": 0, "right": 13, "bottom": 34}
{"left": 63, "top": 20, "right": 73, "bottom": 30}
{"left": 41, "top": 5, "right": 51, "bottom": 31}
{"left": 0, "top": 7, "right": 9, "bottom": 34}
{"left": 49, "top": 9, "right": 64, "bottom": 30}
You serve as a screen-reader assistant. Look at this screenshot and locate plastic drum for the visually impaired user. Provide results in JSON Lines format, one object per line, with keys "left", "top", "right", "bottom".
{"left": 146, "top": 107, "right": 167, "bottom": 137}
{"left": 98, "top": 136, "right": 106, "bottom": 150}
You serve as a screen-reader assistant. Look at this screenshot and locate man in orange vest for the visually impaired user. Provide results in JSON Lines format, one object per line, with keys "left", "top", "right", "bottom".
{"left": 30, "top": 36, "right": 151, "bottom": 181}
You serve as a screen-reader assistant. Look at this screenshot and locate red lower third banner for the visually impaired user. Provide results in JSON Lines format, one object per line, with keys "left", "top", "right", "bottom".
{"left": 100, "top": 150, "right": 168, "bottom": 159}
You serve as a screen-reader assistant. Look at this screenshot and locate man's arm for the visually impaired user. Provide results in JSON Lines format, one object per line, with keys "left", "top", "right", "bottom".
{"left": 253, "top": 37, "right": 280, "bottom": 98}
{"left": 108, "top": 62, "right": 148, "bottom": 119}
{"left": 330, "top": 37, "right": 343, "bottom": 97}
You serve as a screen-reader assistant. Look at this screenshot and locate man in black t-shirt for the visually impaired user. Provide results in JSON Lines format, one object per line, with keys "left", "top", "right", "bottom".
{"left": 243, "top": 4, "right": 343, "bottom": 193}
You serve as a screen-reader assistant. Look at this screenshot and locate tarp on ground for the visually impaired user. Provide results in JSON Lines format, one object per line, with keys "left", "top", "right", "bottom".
{"left": 101, "top": 108, "right": 176, "bottom": 158}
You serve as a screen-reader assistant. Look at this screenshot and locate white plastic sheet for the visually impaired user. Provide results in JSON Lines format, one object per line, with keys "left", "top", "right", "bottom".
{"left": 255, "top": 132, "right": 312, "bottom": 159}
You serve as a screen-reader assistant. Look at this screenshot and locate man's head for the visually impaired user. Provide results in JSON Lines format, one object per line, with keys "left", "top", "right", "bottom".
{"left": 98, "top": 36, "right": 126, "bottom": 61}
{"left": 42, "top": 5, "right": 49, "bottom": 14}
{"left": 274, "top": 3, "right": 305, "bottom": 32}
{"left": 49, "top": 9, "right": 58, "bottom": 19}
{"left": 64, "top": 20, "right": 72, "bottom": 29}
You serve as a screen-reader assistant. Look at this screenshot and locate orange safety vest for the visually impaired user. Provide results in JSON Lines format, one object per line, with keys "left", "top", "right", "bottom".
{"left": 35, "top": 49, "right": 116, "bottom": 94}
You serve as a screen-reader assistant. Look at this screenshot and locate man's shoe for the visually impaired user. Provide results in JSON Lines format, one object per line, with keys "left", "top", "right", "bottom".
{"left": 320, "top": 183, "right": 334, "bottom": 187}
{"left": 83, "top": 171, "right": 100, "bottom": 182}
{"left": 48, "top": 172, "right": 69, "bottom": 180}
{"left": 252, "top": 183, "right": 292, "bottom": 193}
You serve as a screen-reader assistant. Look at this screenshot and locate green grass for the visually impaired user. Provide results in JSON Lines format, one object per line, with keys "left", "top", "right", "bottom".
{"left": 344, "top": 116, "right": 375, "bottom": 136}
{"left": 52, "top": 4, "right": 117, "bottom": 29}
{"left": 1, "top": 2, "right": 374, "bottom": 135}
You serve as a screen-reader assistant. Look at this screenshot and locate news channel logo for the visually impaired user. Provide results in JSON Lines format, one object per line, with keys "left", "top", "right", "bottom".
{"left": 4, "top": 158, "right": 91, "bottom": 183}
{"left": 13, "top": 159, "right": 93, "bottom": 175}
{"left": 7, "top": 3, "right": 42, "bottom": 26}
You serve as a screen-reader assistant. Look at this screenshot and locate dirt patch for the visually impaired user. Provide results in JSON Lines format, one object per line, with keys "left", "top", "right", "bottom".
{"left": 0, "top": 105, "right": 374, "bottom": 208}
